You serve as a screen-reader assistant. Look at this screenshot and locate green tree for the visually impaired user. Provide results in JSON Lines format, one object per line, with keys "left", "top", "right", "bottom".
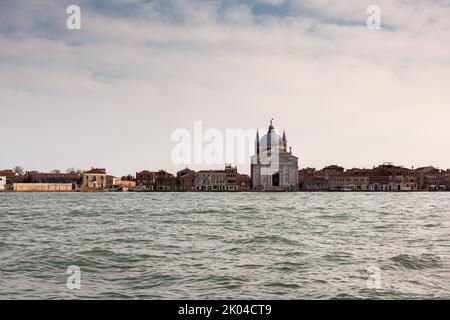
{"left": 13, "top": 166, "right": 24, "bottom": 175}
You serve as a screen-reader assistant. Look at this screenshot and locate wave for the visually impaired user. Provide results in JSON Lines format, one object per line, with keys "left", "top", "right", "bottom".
{"left": 265, "top": 282, "right": 301, "bottom": 289}
{"left": 234, "top": 235, "right": 299, "bottom": 246}
{"left": 390, "top": 253, "right": 441, "bottom": 270}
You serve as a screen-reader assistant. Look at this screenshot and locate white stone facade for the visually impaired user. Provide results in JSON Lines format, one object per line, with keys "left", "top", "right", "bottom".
{"left": 251, "top": 121, "right": 298, "bottom": 191}
{"left": 0, "top": 176, "right": 6, "bottom": 191}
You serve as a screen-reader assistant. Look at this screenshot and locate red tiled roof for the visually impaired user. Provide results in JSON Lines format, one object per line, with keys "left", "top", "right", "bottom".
{"left": 85, "top": 168, "right": 106, "bottom": 174}
{"left": 137, "top": 170, "right": 155, "bottom": 175}
{"left": 197, "top": 170, "right": 225, "bottom": 173}
{"left": 0, "top": 170, "right": 18, "bottom": 177}
{"left": 34, "top": 173, "right": 80, "bottom": 179}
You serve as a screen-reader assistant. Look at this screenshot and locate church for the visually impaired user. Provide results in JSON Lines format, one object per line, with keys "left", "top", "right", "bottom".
{"left": 251, "top": 120, "right": 299, "bottom": 191}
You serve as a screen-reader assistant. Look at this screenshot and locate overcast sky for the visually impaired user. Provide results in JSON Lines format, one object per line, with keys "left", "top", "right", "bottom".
{"left": 1, "top": 0, "right": 450, "bottom": 176}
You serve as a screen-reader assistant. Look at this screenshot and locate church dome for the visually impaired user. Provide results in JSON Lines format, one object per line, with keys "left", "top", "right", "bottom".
{"left": 259, "top": 120, "right": 285, "bottom": 152}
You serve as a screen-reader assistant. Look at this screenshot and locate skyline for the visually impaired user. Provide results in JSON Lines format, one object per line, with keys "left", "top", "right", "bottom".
{"left": 2, "top": 152, "right": 450, "bottom": 178}
{"left": 1, "top": 1, "right": 450, "bottom": 176}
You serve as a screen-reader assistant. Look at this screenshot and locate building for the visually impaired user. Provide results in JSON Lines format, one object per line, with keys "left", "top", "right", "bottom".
{"left": 136, "top": 170, "right": 156, "bottom": 191}
{"left": 346, "top": 169, "right": 371, "bottom": 191}
{"left": 251, "top": 120, "right": 298, "bottom": 191}
{"left": 106, "top": 175, "right": 120, "bottom": 188}
{"left": 195, "top": 169, "right": 227, "bottom": 191}
{"left": 328, "top": 174, "right": 347, "bottom": 191}
{"left": 0, "top": 170, "right": 21, "bottom": 188}
{"left": 177, "top": 168, "right": 196, "bottom": 191}
{"left": 446, "top": 170, "right": 450, "bottom": 190}
{"left": 236, "top": 173, "right": 251, "bottom": 191}
{"left": 117, "top": 177, "right": 136, "bottom": 191}
{"left": 0, "top": 175, "right": 5, "bottom": 191}
{"left": 368, "top": 164, "right": 417, "bottom": 191}
{"left": 302, "top": 177, "right": 330, "bottom": 191}
{"left": 155, "top": 170, "right": 176, "bottom": 191}
{"left": 368, "top": 165, "right": 390, "bottom": 191}
{"left": 81, "top": 168, "right": 107, "bottom": 191}
{"left": 225, "top": 165, "right": 238, "bottom": 191}
{"left": 192, "top": 165, "right": 240, "bottom": 191}
{"left": 298, "top": 168, "right": 329, "bottom": 191}
{"left": 415, "top": 167, "right": 447, "bottom": 190}
{"left": 386, "top": 165, "right": 417, "bottom": 191}
{"left": 32, "top": 173, "right": 81, "bottom": 190}
{"left": 322, "top": 165, "right": 345, "bottom": 177}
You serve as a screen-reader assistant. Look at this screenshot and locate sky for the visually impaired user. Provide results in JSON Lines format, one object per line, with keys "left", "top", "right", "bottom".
{"left": 1, "top": 0, "right": 450, "bottom": 176}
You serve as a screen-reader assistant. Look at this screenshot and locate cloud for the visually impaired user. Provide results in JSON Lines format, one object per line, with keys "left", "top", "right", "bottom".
{"left": 1, "top": 0, "right": 450, "bottom": 174}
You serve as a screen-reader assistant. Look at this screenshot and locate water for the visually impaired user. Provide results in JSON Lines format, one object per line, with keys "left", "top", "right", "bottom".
{"left": 0, "top": 192, "right": 449, "bottom": 299}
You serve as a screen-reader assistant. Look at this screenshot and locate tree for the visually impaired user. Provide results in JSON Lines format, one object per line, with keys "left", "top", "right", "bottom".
{"left": 13, "top": 166, "right": 24, "bottom": 175}
{"left": 23, "top": 171, "right": 39, "bottom": 183}
{"left": 67, "top": 168, "right": 83, "bottom": 174}
{"left": 51, "top": 169, "right": 61, "bottom": 174}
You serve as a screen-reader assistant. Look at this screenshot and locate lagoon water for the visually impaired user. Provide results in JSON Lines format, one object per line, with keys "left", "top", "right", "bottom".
{"left": 0, "top": 192, "right": 449, "bottom": 299}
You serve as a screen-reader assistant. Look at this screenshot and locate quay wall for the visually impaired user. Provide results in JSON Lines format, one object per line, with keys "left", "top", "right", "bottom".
{"left": 13, "top": 183, "right": 73, "bottom": 192}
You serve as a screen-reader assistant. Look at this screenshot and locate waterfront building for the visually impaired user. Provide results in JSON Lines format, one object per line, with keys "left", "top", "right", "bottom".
{"left": 0, "top": 170, "right": 21, "bottom": 187}
{"left": 298, "top": 168, "right": 329, "bottom": 191}
{"left": 177, "top": 168, "right": 196, "bottom": 191}
{"left": 347, "top": 169, "right": 371, "bottom": 191}
{"left": 81, "top": 168, "right": 107, "bottom": 191}
{"left": 303, "top": 177, "right": 330, "bottom": 191}
{"left": 328, "top": 172, "right": 350, "bottom": 191}
{"left": 236, "top": 173, "right": 251, "bottom": 191}
{"left": 106, "top": 175, "right": 120, "bottom": 188}
{"left": 446, "top": 171, "right": 450, "bottom": 191}
{"left": 251, "top": 120, "right": 298, "bottom": 191}
{"left": 117, "top": 179, "right": 136, "bottom": 191}
{"left": 193, "top": 165, "right": 239, "bottom": 191}
{"left": 322, "top": 165, "right": 345, "bottom": 177}
{"left": 155, "top": 170, "right": 176, "bottom": 191}
{"left": 136, "top": 170, "right": 155, "bottom": 191}
{"left": 415, "top": 166, "right": 447, "bottom": 190}
{"left": 195, "top": 169, "right": 227, "bottom": 191}
{"left": 386, "top": 165, "right": 418, "bottom": 191}
{"left": 225, "top": 165, "right": 238, "bottom": 191}
{"left": 0, "top": 175, "right": 5, "bottom": 191}
{"left": 32, "top": 173, "right": 81, "bottom": 190}
{"left": 368, "top": 165, "right": 390, "bottom": 191}
{"left": 368, "top": 164, "right": 417, "bottom": 191}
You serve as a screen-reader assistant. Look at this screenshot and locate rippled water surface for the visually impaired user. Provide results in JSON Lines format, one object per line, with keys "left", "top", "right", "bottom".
{"left": 1, "top": 192, "right": 450, "bottom": 299}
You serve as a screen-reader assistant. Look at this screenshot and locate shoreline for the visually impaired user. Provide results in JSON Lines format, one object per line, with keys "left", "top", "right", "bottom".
{"left": 1, "top": 190, "right": 449, "bottom": 193}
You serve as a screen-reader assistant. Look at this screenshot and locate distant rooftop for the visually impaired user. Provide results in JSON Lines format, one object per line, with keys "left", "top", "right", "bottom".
{"left": 85, "top": 168, "right": 106, "bottom": 174}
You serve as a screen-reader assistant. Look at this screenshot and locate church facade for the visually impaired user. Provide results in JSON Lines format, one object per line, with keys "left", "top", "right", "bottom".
{"left": 251, "top": 120, "right": 299, "bottom": 191}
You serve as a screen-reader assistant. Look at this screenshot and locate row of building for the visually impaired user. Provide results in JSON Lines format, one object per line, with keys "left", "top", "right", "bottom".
{"left": 1, "top": 121, "right": 449, "bottom": 192}
{"left": 250, "top": 120, "right": 450, "bottom": 192}
{"left": 0, "top": 168, "right": 130, "bottom": 192}
{"left": 1, "top": 164, "right": 450, "bottom": 192}
{"left": 298, "top": 164, "right": 450, "bottom": 191}
{"left": 135, "top": 165, "right": 251, "bottom": 191}
{"left": 0, "top": 166, "right": 252, "bottom": 192}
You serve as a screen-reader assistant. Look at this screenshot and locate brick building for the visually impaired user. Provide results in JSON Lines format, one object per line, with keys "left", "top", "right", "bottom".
{"left": 177, "top": 168, "right": 196, "bottom": 191}
{"left": 81, "top": 168, "right": 107, "bottom": 191}
{"left": 236, "top": 173, "right": 251, "bottom": 191}
{"left": 155, "top": 170, "right": 176, "bottom": 191}
{"left": 136, "top": 170, "right": 156, "bottom": 191}
{"left": 415, "top": 167, "right": 447, "bottom": 190}
{"left": 32, "top": 173, "right": 81, "bottom": 190}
